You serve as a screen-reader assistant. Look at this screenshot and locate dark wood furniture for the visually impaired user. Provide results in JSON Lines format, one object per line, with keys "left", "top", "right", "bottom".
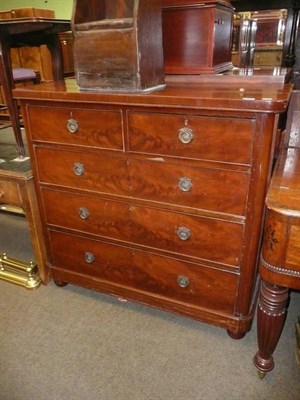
{"left": 59, "top": 31, "right": 74, "bottom": 78}
{"left": 0, "top": 7, "right": 56, "bottom": 82}
{"left": 231, "top": 16, "right": 257, "bottom": 68}
{"left": 0, "top": 67, "right": 40, "bottom": 130}
{"left": 162, "top": 0, "right": 234, "bottom": 74}
{"left": 0, "top": 17, "right": 70, "bottom": 157}
{"left": 254, "top": 90, "right": 300, "bottom": 377}
{"left": 0, "top": 162, "right": 49, "bottom": 286}
{"left": 71, "top": 0, "right": 165, "bottom": 92}
{"left": 14, "top": 77, "right": 291, "bottom": 337}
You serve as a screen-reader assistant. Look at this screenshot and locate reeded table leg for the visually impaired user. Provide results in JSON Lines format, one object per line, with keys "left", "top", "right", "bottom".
{"left": 253, "top": 280, "right": 289, "bottom": 378}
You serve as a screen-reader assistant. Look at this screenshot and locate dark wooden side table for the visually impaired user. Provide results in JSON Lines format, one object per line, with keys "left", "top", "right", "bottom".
{"left": 253, "top": 141, "right": 300, "bottom": 378}
{"left": 0, "top": 18, "right": 70, "bottom": 157}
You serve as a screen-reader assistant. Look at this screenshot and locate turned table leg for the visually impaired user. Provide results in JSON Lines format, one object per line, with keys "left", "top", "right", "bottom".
{"left": 0, "top": 35, "right": 25, "bottom": 157}
{"left": 253, "top": 280, "right": 289, "bottom": 378}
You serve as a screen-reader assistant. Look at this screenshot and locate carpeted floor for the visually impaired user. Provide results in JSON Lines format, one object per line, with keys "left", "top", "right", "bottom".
{"left": 0, "top": 128, "right": 299, "bottom": 399}
{"left": 0, "top": 202, "right": 299, "bottom": 400}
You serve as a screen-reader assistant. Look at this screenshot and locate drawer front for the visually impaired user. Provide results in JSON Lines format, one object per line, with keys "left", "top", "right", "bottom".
{"left": 49, "top": 230, "right": 238, "bottom": 314}
{"left": 129, "top": 159, "right": 249, "bottom": 216}
{"left": 27, "top": 105, "right": 123, "bottom": 150}
{"left": 36, "top": 148, "right": 249, "bottom": 216}
{"left": 127, "top": 112, "right": 254, "bottom": 165}
{"left": 0, "top": 180, "right": 21, "bottom": 205}
{"left": 43, "top": 189, "right": 244, "bottom": 267}
{"left": 35, "top": 147, "right": 128, "bottom": 196}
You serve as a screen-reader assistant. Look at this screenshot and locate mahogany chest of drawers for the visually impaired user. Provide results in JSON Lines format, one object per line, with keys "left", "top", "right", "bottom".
{"left": 14, "top": 78, "right": 291, "bottom": 337}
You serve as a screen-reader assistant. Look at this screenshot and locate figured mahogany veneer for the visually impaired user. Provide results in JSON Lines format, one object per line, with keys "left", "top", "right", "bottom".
{"left": 14, "top": 78, "right": 292, "bottom": 337}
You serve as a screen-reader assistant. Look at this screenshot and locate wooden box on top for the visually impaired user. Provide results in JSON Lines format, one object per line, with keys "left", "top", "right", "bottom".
{"left": 71, "top": 0, "right": 165, "bottom": 92}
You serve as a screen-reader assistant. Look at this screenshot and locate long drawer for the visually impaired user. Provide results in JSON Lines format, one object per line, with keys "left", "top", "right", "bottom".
{"left": 127, "top": 112, "right": 255, "bottom": 165}
{"left": 49, "top": 230, "right": 238, "bottom": 314}
{"left": 42, "top": 188, "right": 244, "bottom": 267}
{"left": 35, "top": 147, "right": 249, "bottom": 216}
{"left": 26, "top": 105, "right": 124, "bottom": 150}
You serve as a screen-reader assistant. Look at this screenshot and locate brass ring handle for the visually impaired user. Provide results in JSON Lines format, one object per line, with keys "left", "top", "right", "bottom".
{"left": 178, "top": 177, "right": 192, "bottom": 192}
{"left": 84, "top": 252, "right": 95, "bottom": 264}
{"left": 67, "top": 118, "right": 79, "bottom": 134}
{"left": 177, "top": 227, "right": 191, "bottom": 241}
{"left": 178, "top": 127, "right": 194, "bottom": 144}
{"left": 79, "top": 207, "right": 90, "bottom": 220}
{"left": 177, "top": 275, "right": 190, "bottom": 288}
{"left": 73, "top": 162, "right": 85, "bottom": 176}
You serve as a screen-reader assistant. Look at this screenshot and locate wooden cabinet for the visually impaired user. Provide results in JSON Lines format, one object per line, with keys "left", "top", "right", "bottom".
{"left": 231, "top": 17, "right": 257, "bottom": 67}
{"left": 162, "top": 0, "right": 234, "bottom": 74}
{"left": 231, "top": 9, "right": 288, "bottom": 68}
{"left": 14, "top": 77, "right": 291, "bottom": 337}
{"left": 253, "top": 49, "right": 283, "bottom": 67}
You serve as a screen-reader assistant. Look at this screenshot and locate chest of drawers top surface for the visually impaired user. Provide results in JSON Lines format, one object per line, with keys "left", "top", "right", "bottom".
{"left": 13, "top": 77, "right": 291, "bottom": 112}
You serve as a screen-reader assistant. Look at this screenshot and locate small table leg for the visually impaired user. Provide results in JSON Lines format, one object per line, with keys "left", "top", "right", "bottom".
{"left": 253, "top": 280, "right": 289, "bottom": 378}
{"left": 0, "top": 35, "right": 25, "bottom": 157}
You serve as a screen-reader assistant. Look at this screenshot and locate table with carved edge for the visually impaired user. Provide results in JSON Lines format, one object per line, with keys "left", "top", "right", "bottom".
{"left": 253, "top": 145, "right": 300, "bottom": 377}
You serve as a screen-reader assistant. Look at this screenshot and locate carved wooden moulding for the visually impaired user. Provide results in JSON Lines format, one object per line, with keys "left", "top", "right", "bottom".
{"left": 71, "top": 0, "right": 165, "bottom": 92}
{"left": 162, "top": 0, "right": 234, "bottom": 74}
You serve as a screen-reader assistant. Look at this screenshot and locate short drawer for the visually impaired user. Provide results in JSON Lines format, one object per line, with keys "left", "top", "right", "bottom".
{"left": 49, "top": 230, "right": 238, "bottom": 314}
{"left": 26, "top": 105, "right": 123, "bottom": 150}
{"left": 127, "top": 112, "right": 254, "bottom": 165}
{"left": 43, "top": 189, "right": 244, "bottom": 267}
{"left": 35, "top": 148, "right": 249, "bottom": 216}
